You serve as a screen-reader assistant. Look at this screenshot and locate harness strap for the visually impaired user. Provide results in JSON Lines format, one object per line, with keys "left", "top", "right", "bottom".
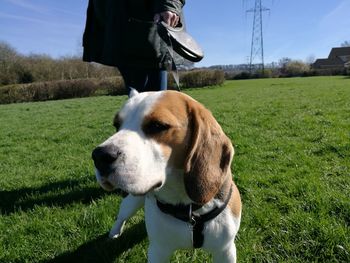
{"left": 156, "top": 201, "right": 203, "bottom": 222}
{"left": 156, "top": 185, "right": 233, "bottom": 248}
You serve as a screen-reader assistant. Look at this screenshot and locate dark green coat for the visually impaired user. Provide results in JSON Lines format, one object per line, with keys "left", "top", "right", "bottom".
{"left": 82, "top": 0, "right": 185, "bottom": 69}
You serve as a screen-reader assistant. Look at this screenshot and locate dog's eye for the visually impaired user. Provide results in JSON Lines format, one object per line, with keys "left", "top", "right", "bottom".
{"left": 144, "top": 121, "right": 170, "bottom": 135}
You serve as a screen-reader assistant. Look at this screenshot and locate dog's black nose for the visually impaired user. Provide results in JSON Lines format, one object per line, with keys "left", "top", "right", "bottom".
{"left": 92, "top": 145, "right": 120, "bottom": 174}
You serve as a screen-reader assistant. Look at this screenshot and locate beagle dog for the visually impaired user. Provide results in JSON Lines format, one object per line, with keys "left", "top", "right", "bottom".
{"left": 92, "top": 90, "right": 241, "bottom": 263}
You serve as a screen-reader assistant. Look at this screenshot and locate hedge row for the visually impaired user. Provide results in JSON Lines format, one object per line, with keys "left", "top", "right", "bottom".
{"left": 0, "top": 77, "right": 125, "bottom": 104}
{"left": 0, "top": 70, "right": 225, "bottom": 104}
{"left": 168, "top": 70, "right": 225, "bottom": 89}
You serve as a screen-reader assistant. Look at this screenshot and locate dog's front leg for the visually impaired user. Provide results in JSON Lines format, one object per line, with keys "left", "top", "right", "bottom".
{"left": 109, "top": 194, "right": 144, "bottom": 238}
{"left": 148, "top": 242, "right": 173, "bottom": 263}
{"left": 212, "top": 243, "right": 237, "bottom": 263}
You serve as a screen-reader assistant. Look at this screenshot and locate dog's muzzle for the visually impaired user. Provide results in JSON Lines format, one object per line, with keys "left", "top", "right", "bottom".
{"left": 92, "top": 139, "right": 164, "bottom": 195}
{"left": 92, "top": 145, "right": 121, "bottom": 176}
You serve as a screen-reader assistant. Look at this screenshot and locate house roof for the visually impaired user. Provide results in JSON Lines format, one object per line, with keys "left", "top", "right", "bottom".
{"left": 313, "top": 57, "right": 344, "bottom": 67}
{"left": 328, "top": 47, "right": 350, "bottom": 59}
{"left": 313, "top": 47, "right": 350, "bottom": 69}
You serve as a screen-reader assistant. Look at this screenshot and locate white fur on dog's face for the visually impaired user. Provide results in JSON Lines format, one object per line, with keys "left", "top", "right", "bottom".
{"left": 95, "top": 91, "right": 167, "bottom": 195}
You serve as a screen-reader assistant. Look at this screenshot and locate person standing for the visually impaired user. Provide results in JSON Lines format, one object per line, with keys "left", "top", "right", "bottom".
{"left": 82, "top": 0, "right": 185, "bottom": 94}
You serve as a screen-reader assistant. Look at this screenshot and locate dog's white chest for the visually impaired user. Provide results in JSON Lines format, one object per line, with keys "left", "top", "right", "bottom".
{"left": 145, "top": 195, "right": 193, "bottom": 249}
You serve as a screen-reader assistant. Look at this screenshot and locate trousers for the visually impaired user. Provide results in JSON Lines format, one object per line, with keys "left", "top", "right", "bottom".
{"left": 118, "top": 67, "right": 167, "bottom": 96}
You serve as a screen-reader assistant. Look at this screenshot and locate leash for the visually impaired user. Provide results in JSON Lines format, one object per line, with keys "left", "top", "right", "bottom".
{"left": 160, "top": 23, "right": 181, "bottom": 91}
{"left": 157, "top": 20, "right": 204, "bottom": 92}
{"left": 156, "top": 185, "right": 233, "bottom": 248}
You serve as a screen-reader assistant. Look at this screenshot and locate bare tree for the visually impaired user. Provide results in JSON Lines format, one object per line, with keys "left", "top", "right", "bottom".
{"left": 341, "top": 41, "right": 350, "bottom": 47}
{"left": 305, "top": 55, "right": 316, "bottom": 65}
{"left": 0, "top": 41, "right": 22, "bottom": 85}
{"left": 0, "top": 41, "right": 18, "bottom": 61}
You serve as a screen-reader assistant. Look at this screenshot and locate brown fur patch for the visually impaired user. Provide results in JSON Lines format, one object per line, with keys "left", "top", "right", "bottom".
{"left": 143, "top": 90, "right": 239, "bottom": 206}
{"left": 183, "top": 98, "right": 234, "bottom": 204}
{"left": 228, "top": 182, "right": 242, "bottom": 218}
{"left": 216, "top": 176, "right": 242, "bottom": 218}
{"left": 143, "top": 91, "right": 192, "bottom": 168}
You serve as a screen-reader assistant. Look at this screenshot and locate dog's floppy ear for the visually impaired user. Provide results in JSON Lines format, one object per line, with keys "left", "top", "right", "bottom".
{"left": 184, "top": 103, "right": 234, "bottom": 205}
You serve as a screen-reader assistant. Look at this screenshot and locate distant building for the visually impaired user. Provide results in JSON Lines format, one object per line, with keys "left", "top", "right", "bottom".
{"left": 345, "top": 61, "right": 350, "bottom": 68}
{"left": 313, "top": 47, "right": 350, "bottom": 69}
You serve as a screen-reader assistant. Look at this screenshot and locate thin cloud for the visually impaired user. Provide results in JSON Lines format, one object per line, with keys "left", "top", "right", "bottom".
{"left": 0, "top": 11, "right": 81, "bottom": 30}
{"left": 321, "top": 0, "right": 350, "bottom": 28}
{"left": 52, "top": 7, "right": 81, "bottom": 17}
{"left": 4, "top": 0, "right": 49, "bottom": 14}
{"left": 0, "top": 11, "right": 47, "bottom": 24}
{"left": 319, "top": 0, "right": 350, "bottom": 46}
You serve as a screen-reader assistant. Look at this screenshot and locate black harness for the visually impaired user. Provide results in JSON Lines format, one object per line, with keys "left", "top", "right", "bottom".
{"left": 156, "top": 186, "right": 233, "bottom": 248}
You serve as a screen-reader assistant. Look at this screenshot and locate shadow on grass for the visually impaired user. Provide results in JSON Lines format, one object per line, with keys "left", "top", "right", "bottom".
{"left": 0, "top": 177, "right": 125, "bottom": 214}
{"left": 45, "top": 222, "right": 147, "bottom": 263}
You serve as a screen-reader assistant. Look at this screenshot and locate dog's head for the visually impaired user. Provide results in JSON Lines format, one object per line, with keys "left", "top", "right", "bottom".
{"left": 92, "top": 90, "right": 234, "bottom": 204}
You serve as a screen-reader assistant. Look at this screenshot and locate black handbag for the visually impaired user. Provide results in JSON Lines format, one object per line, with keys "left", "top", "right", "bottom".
{"left": 157, "top": 21, "right": 204, "bottom": 62}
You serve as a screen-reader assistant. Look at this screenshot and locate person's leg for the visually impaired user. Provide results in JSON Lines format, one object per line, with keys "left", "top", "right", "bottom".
{"left": 145, "top": 69, "right": 167, "bottom": 91}
{"left": 118, "top": 67, "right": 168, "bottom": 95}
{"left": 118, "top": 67, "right": 149, "bottom": 95}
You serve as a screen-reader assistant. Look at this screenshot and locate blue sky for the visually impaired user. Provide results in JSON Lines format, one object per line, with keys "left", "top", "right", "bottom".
{"left": 0, "top": 0, "right": 349, "bottom": 67}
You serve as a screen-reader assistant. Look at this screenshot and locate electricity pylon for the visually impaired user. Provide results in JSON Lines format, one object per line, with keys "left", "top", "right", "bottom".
{"left": 247, "top": 0, "right": 269, "bottom": 73}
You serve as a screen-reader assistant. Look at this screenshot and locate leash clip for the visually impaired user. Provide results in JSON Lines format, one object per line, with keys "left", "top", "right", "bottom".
{"left": 188, "top": 204, "right": 197, "bottom": 226}
{"left": 190, "top": 216, "right": 196, "bottom": 226}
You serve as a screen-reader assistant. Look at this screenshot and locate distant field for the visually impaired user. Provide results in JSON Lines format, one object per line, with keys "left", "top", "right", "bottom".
{"left": 0, "top": 76, "right": 349, "bottom": 262}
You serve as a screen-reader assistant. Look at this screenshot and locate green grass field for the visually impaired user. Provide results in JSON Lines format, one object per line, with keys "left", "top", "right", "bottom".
{"left": 0, "top": 76, "right": 349, "bottom": 262}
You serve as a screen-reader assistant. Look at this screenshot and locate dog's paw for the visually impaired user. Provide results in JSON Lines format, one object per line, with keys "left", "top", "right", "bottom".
{"left": 108, "top": 220, "right": 126, "bottom": 239}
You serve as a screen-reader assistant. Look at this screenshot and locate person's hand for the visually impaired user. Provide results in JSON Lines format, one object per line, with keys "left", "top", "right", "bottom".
{"left": 154, "top": 11, "right": 179, "bottom": 27}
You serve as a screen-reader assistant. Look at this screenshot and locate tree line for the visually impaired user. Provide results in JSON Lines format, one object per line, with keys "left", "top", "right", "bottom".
{"left": 0, "top": 41, "right": 118, "bottom": 86}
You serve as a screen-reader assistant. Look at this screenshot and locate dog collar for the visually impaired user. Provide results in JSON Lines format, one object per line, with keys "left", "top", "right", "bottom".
{"left": 156, "top": 185, "right": 233, "bottom": 248}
